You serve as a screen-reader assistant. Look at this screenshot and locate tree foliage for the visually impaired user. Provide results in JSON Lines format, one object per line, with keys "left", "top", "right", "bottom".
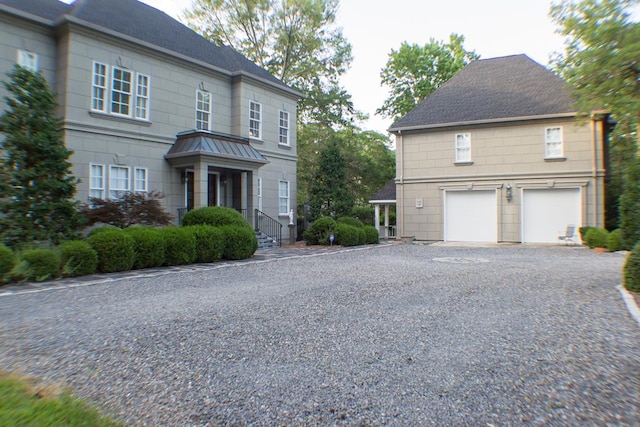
{"left": 377, "top": 33, "right": 479, "bottom": 121}
{"left": 0, "top": 66, "right": 80, "bottom": 247}
{"left": 620, "top": 158, "right": 640, "bottom": 249}
{"left": 79, "top": 191, "right": 174, "bottom": 228}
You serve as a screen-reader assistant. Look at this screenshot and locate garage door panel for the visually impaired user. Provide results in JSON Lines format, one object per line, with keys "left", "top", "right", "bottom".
{"left": 445, "top": 190, "right": 497, "bottom": 242}
{"left": 522, "top": 188, "right": 580, "bottom": 243}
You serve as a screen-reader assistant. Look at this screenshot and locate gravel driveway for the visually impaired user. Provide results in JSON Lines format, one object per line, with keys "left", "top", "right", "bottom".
{"left": 1, "top": 244, "right": 638, "bottom": 426}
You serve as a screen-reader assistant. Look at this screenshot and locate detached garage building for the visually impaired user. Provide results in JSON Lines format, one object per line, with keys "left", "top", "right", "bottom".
{"left": 388, "top": 55, "right": 609, "bottom": 243}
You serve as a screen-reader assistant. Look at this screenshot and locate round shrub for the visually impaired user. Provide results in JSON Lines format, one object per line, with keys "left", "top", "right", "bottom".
{"left": 337, "top": 216, "right": 364, "bottom": 228}
{"left": 623, "top": 242, "right": 640, "bottom": 292}
{"left": 59, "top": 240, "right": 98, "bottom": 277}
{"left": 578, "top": 226, "right": 593, "bottom": 243}
{"left": 0, "top": 244, "right": 16, "bottom": 279}
{"left": 584, "top": 227, "right": 609, "bottom": 249}
{"left": 335, "top": 223, "right": 361, "bottom": 247}
{"left": 87, "top": 229, "right": 135, "bottom": 273}
{"left": 221, "top": 225, "right": 258, "bottom": 260}
{"left": 161, "top": 227, "right": 196, "bottom": 266}
{"left": 181, "top": 206, "right": 250, "bottom": 229}
{"left": 20, "top": 249, "right": 60, "bottom": 282}
{"left": 607, "top": 229, "right": 623, "bottom": 252}
{"left": 188, "top": 225, "right": 225, "bottom": 263}
{"left": 125, "top": 227, "right": 165, "bottom": 269}
{"left": 303, "top": 216, "right": 337, "bottom": 245}
{"left": 363, "top": 225, "right": 380, "bottom": 244}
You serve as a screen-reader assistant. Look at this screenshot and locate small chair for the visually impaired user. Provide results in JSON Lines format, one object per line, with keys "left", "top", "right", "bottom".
{"left": 558, "top": 224, "right": 578, "bottom": 245}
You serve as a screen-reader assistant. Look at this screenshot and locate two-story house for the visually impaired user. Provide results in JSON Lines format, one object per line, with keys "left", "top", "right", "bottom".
{"left": 388, "top": 55, "right": 609, "bottom": 243}
{"left": 0, "top": 0, "right": 302, "bottom": 241}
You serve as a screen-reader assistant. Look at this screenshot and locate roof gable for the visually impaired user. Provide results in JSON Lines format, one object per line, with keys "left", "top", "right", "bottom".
{"left": 390, "top": 55, "right": 575, "bottom": 131}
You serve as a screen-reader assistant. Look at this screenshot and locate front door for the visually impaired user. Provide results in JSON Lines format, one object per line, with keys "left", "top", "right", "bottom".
{"left": 208, "top": 173, "right": 218, "bottom": 206}
{"left": 185, "top": 171, "right": 194, "bottom": 210}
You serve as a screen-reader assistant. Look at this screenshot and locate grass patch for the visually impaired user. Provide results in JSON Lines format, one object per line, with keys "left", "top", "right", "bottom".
{"left": 0, "top": 370, "right": 121, "bottom": 426}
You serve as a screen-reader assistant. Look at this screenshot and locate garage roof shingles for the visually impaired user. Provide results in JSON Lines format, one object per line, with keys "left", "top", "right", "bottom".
{"left": 389, "top": 54, "right": 576, "bottom": 131}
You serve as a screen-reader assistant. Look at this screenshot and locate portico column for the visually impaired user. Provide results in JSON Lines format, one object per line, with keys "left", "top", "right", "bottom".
{"left": 193, "top": 161, "right": 208, "bottom": 208}
{"left": 374, "top": 204, "right": 380, "bottom": 235}
{"left": 384, "top": 204, "right": 390, "bottom": 238}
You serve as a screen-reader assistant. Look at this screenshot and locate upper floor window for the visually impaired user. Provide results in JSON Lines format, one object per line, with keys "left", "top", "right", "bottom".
{"left": 92, "top": 62, "right": 107, "bottom": 112}
{"left": 545, "top": 127, "right": 563, "bottom": 158}
{"left": 91, "top": 61, "right": 150, "bottom": 121}
{"left": 196, "top": 90, "right": 212, "bottom": 131}
{"left": 455, "top": 133, "right": 471, "bottom": 163}
{"left": 109, "top": 165, "right": 130, "bottom": 199}
{"left": 279, "top": 180, "right": 290, "bottom": 215}
{"left": 17, "top": 50, "right": 38, "bottom": 72}
{"left": 111, "top": 67, "right": 132, "bottom": 116}
{"left": 89, "top": 164, "right": 105, "bottom": 199}
{"left": 135, "top": 74, "right": 150, "bottom": 120}
{"left": 279, "top": 110, "right": 290, "bottom": 145}
{"left": 249, "top": 101, "right": 262, "bottom": 139}
{"left": 134, "top": 167, "right": 148, "bottom": 193}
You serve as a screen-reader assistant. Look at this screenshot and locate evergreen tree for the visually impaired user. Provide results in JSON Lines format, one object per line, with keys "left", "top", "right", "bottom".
{"left": 307, "top": 138, "right": 353, "bottom": 222}
{"left": 620, "top": 158, "right": 640, "bottom": 250}
{"left": 0, "top": 65, "right": 79, "bottom": 247}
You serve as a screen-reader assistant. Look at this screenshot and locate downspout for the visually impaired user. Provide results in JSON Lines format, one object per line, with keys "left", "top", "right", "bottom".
{"left": 590, "top": 117, "right": 598, "bottom": 227}
{"left": 398, "top": 130, "right": 404, "bottom": 237}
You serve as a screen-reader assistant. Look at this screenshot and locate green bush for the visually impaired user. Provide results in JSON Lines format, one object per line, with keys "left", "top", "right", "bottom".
{"left": 584, "top": 227, "right": 610, "bottom": 249}
{"left": 124, "top": 227, "right": 165, "bottom": 269}
{"left": 623, "top": 242, "right": 640, "bottom": 292}
{"left": 221, "top": 225, "right": 258, "bottom": 260}
{"left": 607, "top": 229, "right": 623, "bottom": 252}
{"left": 337, "top": 216, "right": 364, "bottom": 228}
{"left": 351, "top": 206, "right": 374, "bottom": 224}
{"left": 578, "top": 226, "right": 593, "bottom": 243}
{"left": 59, "top": 240, "right": 98, "bottom": 277}
{"left": 161, "top": 227, "right": 196, "bottom": 266}
{"left": 189, "top": 225, "right": 225, "bottom": 263}
{"left": 335, "top": 223, "right": 361, "bottom": 247}
{"left": 0, "top": 244, "right": 15, "bottom": 279}
{"left": 181, "top": 206, "right": 250, "bottom": 229}
{"left": 303, "top": 216, "right": 337, "bottom": 245}
{"left": 19, "top": 249, "right": 60, "bottom": 282}
{"left": 87, "top": 229, "right": 135, "bottom": 273}
{"left": 363, "top": 225, "right": 380, "bottom": 244}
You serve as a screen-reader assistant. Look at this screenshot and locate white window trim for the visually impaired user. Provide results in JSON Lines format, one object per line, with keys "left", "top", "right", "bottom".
{"left": 91, "top": 61, "right": 108, "bottom": 113}
{"left": 455, "top": 133, "right": 471, "bottom": 163}
{"left": 89, "top": 163, "right": 105, "bottom": 199}
{"left": 17, "top": 50, "right": 38, "bottom": 72}
{"left": 249, "top": 100, "right": 262, "bottom": 140}
{"left": 108, "top": 165, "right": 130, "bottom": 199}
{"left": 544, "top": 126, "right": 564, "bottom": 158}
{"left": 195, "top": 89, "right": 212, "bottom": 131}
{"left": 278, "top": 180, "right": 290, "bottom": 215}
{"left": 279, "top": 110, "right": 290, "bottom": 146}
{"left": 135, "top": 73, "right": 150, "bottom": 121}
{"left": 134, "top": 167, "right": 148, "bottom": 193}
{"left": 110, "top": 66, "right": 133, "bottom": 117}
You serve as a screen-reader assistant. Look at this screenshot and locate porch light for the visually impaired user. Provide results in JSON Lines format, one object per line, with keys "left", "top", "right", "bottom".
{"left": 506, "top": 183, "right": 513, "bottom": 202}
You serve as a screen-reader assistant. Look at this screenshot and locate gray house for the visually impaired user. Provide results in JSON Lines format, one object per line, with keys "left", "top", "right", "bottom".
{"left": 0, "top": 0, "right": 301, "bottom": 241}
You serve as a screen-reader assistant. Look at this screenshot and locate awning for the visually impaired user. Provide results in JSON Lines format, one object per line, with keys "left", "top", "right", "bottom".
{"left": 165, "top": 131, "right": 268, "bottom": 165}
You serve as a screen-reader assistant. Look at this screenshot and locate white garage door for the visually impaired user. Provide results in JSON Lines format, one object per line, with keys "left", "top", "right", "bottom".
{"left": 445, "top": 190, "right": 497, "bottom": 242}
{"left": 522, "top": 188, "right": 581, "bottom": 243}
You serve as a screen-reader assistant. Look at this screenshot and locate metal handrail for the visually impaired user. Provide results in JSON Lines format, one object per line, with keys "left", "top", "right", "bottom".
{"left": 254, "top": 208, "right": 282, "bottom": 245}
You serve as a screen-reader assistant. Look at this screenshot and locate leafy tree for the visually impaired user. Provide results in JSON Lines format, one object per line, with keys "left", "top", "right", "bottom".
{"left": 79, "top": 191, "right": 174, "bottom": 228}
{"left": 0, "top": 66, "right": 79, "bottom": 247}
{"left": 307, "top": 138, "right": 353, "bottom": 221}
{"left": 185, "top": 0, "right": 356, "bottom": 126}
{"left": 377, "top": 33, "right": 479, "bottom": 121}
{"left": 620, "top": 158, "right": 640, "bottom": 250}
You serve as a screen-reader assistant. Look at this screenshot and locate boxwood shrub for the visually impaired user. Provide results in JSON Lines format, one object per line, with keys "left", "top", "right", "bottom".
{"left": 337, "top": 216, "right": 364, "bottom": 228}
{"left": 221, "top": 225, "right": 258, "bottom": 260}
{"left": 125, "top": 227, "right": 165, "bottom": 269}
{"left": 351, "top": 206, "right": 374, "bottom": 225}
{"left": 335, "top": 223, "right": 361, "bottom": 247}
{"left": 19, "top": 248, "right": 60, "bottom": 282}
{"left": 578, "top": 226, "right": 593, "bottom": 243}
{"left": 87, "top": 229, "right": 136, "bottom": 273}
{"left": 585, "top": 227, "right": 609, "bottom": 249}
{"left": 0, "top": 244, "right": 15, "bottom": 279}
{"left": 181, "top": 206, "right": 250, "bottom": 229}
{"left": 363, "top": 225, "right": 380, "bottom": 244}
{"left": 161, "top": 227, "right": 196, "bottom": 266}
{"left": 189, "top": 225, "right": 225, "bottom": 263}
{"left": 303, "top": 216, "right": 337, "bottom": 245}
{"left": 607, "top": 229, "right": 623, "bottom": 252}
{"left": 623, "top": 242, "right": 640, "bottom": 292}
{"left": 59, "top": 240, "right": 98, "bottom": 277}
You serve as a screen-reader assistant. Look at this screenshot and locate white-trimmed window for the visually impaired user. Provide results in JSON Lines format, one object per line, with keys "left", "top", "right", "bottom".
{"left": 91, "top": 62, "right": 107, "bottom": 112}
{"left": 545, "top": 126, "right": 563, "bottom": 158}
{"left": 135, "top": 74, "right": 150, "bottom": 120}
{"left": 17, "top": 50, "right": 38, "bottom": 72}
{"left": 111, "top": 67, "right": 132, "bottom": 116}
{"left": 455, "top": 133, "right": 471, "bottom": 162}
{"left": 89, "top": 164, "right": 105, "bottom": 199}
{"left": 196, "top": 90, "right": 212, "bottom": 131}
{"left": 134, "top": 167, "right": 148, "bottom": 193}
{"left": 249, "top": 101, "right": 262, "bottom": 139}
{"left": 279, "top": 110, "right": 290, "bottom": 145}
{"left": 279, "top": 180, "right": 290, "bottom": 215}
{"left": 109, "top": 165, "right": 130, "bottom": 199}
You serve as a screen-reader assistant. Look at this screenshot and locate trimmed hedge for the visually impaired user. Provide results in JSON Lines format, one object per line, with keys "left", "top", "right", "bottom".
{"left": 20, "top": 249, "right": 60, "bottom": 282}
{"left": 125, "top": 227, "right": 165, "bottom": 269}
{"left": 578, "top": 226, "right": 593, "bottom": 243}
{"left": 303, "top": 216, "right": 337, "bottom": 245}
{"left": 335, "top": 223, "right": 361, "bottom": 247}
{"left": 623, "top": 242, "right": 640, "bottom": 292}
{"left": 585, "top": 227, "right": 609, "bottom": 249}
{"left": 59, "top": 240, "right": 98, "bottom": 277}
{"left": 87, "top": 229, "right": 136, "bottom": 273}
{"left": 161, "top": 227, "right": 196, "bottom": 266}
{"left": 337, "top": 216, "right": 364, "bottom": 228}
{"left": 0, "top": 244, "right": 15, "bottom": 279}
{"left": 181, "top": 206, "right": 250, "bottom": 229}
{"left": 189, "top": 225, "right": 225, "bottom": 263}
{"left": 607, "top": 229, "right": 623, "bottom": 252}
{"left": 363, "top": 225, "right": 380, "bottom": 244}
{"left": 221, "top": 225, "right": 258, "bottom": 260}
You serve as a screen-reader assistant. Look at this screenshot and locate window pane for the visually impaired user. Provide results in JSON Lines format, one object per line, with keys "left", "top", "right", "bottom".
{"left": 196, "top": 90, "right": 211, "bottom": 130}
{"left": 249, "top": 101, "right": 261, "bottom": 138}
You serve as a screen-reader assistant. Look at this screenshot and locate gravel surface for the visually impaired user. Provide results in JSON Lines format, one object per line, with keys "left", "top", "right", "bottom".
{"left": 1, "top": 243, "right": 638, "bottom": 426}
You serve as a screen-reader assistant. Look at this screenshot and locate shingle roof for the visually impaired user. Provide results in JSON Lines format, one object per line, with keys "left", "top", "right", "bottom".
{"left": 0, "top": 0, "right": 297, "bottom": 94}
{"left": 389, "top": 55, "right": 575, "bottom": 132}
{"left": 369, "top": 179, "right": 396, "bottom": 202}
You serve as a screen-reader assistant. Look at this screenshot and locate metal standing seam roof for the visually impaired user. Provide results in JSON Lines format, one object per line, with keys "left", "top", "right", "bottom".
{"left": 165, "top": 132, "right": 268, "bottom": 165}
